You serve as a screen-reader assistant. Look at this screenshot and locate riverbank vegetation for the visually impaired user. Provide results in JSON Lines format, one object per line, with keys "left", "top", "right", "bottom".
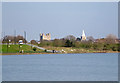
{"left": 39, "top": 42, "right": 119, "bottom": 53}
{"left": 37, "top": 34, "right": 120, "bottom": 53}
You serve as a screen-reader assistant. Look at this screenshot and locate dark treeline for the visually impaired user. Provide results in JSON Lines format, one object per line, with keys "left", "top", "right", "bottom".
{"left": 2, "top": 35, "right": 27, "bottom": 43}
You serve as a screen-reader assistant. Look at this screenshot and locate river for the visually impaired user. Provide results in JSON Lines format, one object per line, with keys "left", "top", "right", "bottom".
{"left": 2, "top": 53, "right": 118, "bottom": 81}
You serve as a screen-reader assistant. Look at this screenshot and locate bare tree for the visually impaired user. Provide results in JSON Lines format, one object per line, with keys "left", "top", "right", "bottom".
{"left": 2, "top": 36, "right": 14, "bottom": 43}
{"left": 2, "top": 35, "right": 27, "bottom": 43}
{"left": 30, "top": 40, "right": 37, "bottom": 45}
{"left": 105, "top": 34, "right": 117, "bottom": 44}
{"left": 64, "top": 35, "right": 76, "bottom": 41}
{"left": 87, "top": 36, "right": 95, "bottom": 42}
{"left": 106, "top": 34, "right": 117, "bottom": 39}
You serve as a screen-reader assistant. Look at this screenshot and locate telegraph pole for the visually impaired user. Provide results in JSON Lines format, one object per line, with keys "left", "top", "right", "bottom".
{"left": 3, "top": 32, "right": 5, "bottom": 39}
{"left": 39, "top": 35, "right": 41, "bottom": 40}
{"left": 2, "top": 32, "right": 5, "bottom": 41}
{"left": 24, "top": 31, "right": 26, "bottom": 44}
{"left": 3, "top": 32, "right": 5, "bottom": 44}
{"left": 14, "top": 30, "right": 16, "bottom": 45}
{"left": 7, "top": 39, "right": 9, "bottom": 52}
{"left": 2, "top": 32, "right": 4, "bottom": 38}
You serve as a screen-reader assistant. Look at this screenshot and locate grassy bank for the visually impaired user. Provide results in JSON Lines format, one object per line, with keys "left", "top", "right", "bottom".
{"left": 1, "top": 44, "right": 119, "bottom": 55}
{"left": 2, "top": 44, "right": 44, "bottom": 53}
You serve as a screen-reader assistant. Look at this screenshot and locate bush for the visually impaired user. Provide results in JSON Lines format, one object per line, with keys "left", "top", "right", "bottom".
{"left": 103, "top": 44, "right": 107, "bottom": 50}
{"left": 103, "top": 44, "right": 111, "bottom": 50}
{"left": 39, "top": 41, "right": 53, "bottom": 47}
{"left": 31, "top": 40, "right": 37, "bottom": 45}
{"left": 33, "top": 47, "right": 37, "bottom": 51}
{"left": 93, "top": 44, "right": 98, "bottom": 50}
{"left": 112, "top": 46, "right": 117, "bottom": 51}
{"left": 53, "top": 39, "right": 63, "bottom": 47}
{"left": 65, "top": 40, "right": 73, "bottom": 47}
{"left": 44, "top": 49, "right": 47, "bottom": 52}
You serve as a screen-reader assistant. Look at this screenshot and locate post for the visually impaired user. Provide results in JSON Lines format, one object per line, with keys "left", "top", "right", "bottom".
{"left": 31, "top": 42, "right": 32, "bottom": 50}
{"left": 19, "top": 44, "right": 20, "bottom": 52}
{"left": 7, "top": 44, "right": 8, "bottom": 53}
{"left": 24, "top": 31, "right": 26, "bottom": 44}
{"left": 14, "top": 30, "right": 16, "bottom": 45}
{"left": 7, "top": 39, "right": 9, "bottom": 52}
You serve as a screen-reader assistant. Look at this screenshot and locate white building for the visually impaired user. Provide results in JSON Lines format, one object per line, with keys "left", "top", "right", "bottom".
{"left": 81, "top": 30, "right": 86, "bottom": 41}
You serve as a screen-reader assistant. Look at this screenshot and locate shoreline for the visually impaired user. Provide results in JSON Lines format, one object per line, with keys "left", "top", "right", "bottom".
{"left": 1, "top": 51, "right": 119, "bottom": 55}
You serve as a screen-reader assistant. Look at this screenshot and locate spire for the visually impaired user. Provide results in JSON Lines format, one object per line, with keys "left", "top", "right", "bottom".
{"left": 81, "top": 30, "right": 86, "bottom": 41}
{"left": 82, "top": 30, "right": 85, "bottom": 37}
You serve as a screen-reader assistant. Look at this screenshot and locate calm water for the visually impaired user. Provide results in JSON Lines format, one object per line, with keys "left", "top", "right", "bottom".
{"left": 2, "top": 53, "right": 118, "bottom": 81}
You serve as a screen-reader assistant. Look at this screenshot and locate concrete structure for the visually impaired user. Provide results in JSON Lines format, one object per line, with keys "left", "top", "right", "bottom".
{"left": 40, "top": 33, "right": 51, "bottom": 41}
{"left": 81, "top": 30, "right": 86, "bottom": 41}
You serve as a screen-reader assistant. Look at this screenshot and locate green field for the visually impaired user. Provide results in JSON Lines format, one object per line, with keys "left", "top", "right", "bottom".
{"left": 2, "top": 44, "right": 44, "bottom": 53}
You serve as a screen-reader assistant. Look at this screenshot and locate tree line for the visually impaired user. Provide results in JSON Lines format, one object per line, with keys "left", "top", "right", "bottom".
{"left": 31, "top": 34, "right": 120, "bottom": 52}
{"left": 2, "top": 35, "right": 27, "bottom": 44}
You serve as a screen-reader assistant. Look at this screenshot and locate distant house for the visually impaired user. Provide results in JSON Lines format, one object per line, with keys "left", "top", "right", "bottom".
{"left": 95, "top": 38, "right": 105, "bottom": 43}
{"left": 95, "top": 38, "right": 120, "bottom": 44}
{"left": 114, "top": 39, "right": 120, "bottom": 43}
{"left": 19, "top": 40, "right": 23, "bottom": 45}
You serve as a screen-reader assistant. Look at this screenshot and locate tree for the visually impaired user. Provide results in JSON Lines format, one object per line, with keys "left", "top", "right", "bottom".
{"left": 53, "top": 39, "right": 63, "bottom": 47}
{"left": 87, "top": 36, "right": 95, "bottom": 42}
{"left": 2, "top": 36, "right": 14, "bottom": 43}
{"left": 64, "top": 35, "right": 76, "bottom": 41}
{"left": 111, "top": 46, "right": 117, "bottom": 51}
{"left": 2, "top": 35, "right": 27, "bottom": 43}
{"left": 118, "top": 44, "right": 120, "bottom": 51}
{"left": 103, "top": 44, "right": 111, "bottom": 50}
{"left": 65, "top": 40, "right": 72, "bottom": 47}
{"left": 105, "top": 34, "right": 117, "bottom": 44}
{"left": 31, "top": 40, "right": 37, "bottom": 45}
{"left": 106, "top": 34, "right": 117, "bottom": 39}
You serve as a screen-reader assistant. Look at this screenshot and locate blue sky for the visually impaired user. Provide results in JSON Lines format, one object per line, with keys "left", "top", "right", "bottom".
{"left": 2, "top": 2, "right": 118, "bottom": 41}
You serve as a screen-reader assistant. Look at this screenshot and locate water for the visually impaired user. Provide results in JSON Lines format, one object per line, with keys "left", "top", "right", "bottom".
{"left": 2, "top": 53, "right": 118, "bottom": 81}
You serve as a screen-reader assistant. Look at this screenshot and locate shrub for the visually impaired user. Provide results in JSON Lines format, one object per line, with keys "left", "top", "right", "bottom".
{"left": 103, "top": 44, "right": 111, "bottom": 50}
{"left": 44, "top": 49, "right": 47, "bottom": 52}
{"left": 33, "top": 47, "right": 37, "bottom": 51}
{"left": 93, "top": 44, "right": 98, "bottom": 50}
{"left": 112, "top": 46, "right": 117, "bottom": 51}
{"left": 65, "top": 40, "right": 74, "bottom": 47}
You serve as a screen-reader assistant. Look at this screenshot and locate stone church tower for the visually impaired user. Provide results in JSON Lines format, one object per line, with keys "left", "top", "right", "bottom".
{"left": 40, "top": 33, "right": 51, "bottom": 41}
{"left": 81, "top": 30, "right": 86, "bottom": 41}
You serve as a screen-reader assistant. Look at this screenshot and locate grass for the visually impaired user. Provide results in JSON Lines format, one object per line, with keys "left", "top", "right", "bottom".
{"left": 2, "top": 44, "right": 44, "bottom": 53}
{"left": 1, "top": 44, "right": 119, "bottom": 55}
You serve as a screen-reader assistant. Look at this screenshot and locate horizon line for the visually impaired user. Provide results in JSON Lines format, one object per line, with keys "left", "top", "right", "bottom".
{"left": 1, "top": 0, "right": 119, "bottom": 2}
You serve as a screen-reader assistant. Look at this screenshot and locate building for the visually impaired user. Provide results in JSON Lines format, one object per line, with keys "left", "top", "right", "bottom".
{"left": 95, "top": 38, "right": 120, "bottom": 44}
{"left": 81, "top": 30, "right": 86, "bottom": 41}
{"left": 40, "top": 33, "right": 51, "bottom": 41}
{"left": 19, "top": 40, "right": 23, "bottom": 45}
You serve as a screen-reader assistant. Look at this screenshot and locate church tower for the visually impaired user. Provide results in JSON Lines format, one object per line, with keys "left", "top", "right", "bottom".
{"left": 40, "top": 33, "right": 51, "bottom": 41}
{"left": 81, "top": 30, "right": 86, "bottom": 41}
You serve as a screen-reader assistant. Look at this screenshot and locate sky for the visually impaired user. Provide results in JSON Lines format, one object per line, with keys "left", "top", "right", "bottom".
{"left": 2, "top": 2, "right": 118, "bottom": 41}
